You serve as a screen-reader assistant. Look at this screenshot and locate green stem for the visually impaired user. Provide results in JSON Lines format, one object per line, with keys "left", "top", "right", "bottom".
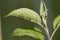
{"left": 51, "top": 23, "right": 60, "bottom": 39}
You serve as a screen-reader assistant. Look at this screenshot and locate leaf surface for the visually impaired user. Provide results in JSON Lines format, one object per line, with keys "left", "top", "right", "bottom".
{"left": 40, "top": 0, "right": 47, "bottom": 16}
{"left": 5, "top": 8, "right": 41, "bottom": 25}
{"left": 40, "top": 0, "right": 48, "bottom": 26}
{"left": 53, "top": 15, "right": 60, "bottom": 29}
{"left": 12, "top": 28, "right": 44, "bottom": 40}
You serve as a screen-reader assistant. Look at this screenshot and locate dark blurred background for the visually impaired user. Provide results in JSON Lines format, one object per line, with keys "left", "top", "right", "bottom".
{"left": 0, "top": 0, "right": 60, "bottom": 40}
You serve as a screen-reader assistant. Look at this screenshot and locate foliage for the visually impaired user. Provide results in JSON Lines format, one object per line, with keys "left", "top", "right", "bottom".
{"left": 12, "top": 28, "right": 44, "bottom": 40}
{"left": 53, "top": 15, "right": 60, "bottom": 29}
{"left": 5, "top": 8, "right": 41, "bottom": 25}
{"left": 5, "top": 0, "right": 60, "bottom": 40}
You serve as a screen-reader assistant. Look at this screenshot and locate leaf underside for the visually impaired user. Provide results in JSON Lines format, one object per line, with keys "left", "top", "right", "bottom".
{"left": 53, "top": 15, "right": 60, "bottom": 29}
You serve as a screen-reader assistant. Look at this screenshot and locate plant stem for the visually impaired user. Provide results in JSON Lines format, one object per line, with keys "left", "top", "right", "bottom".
{"left": 44, "top": 16, "right": 52, "bottom": 40}
{"left": 51, "top": 23, "right": 60, "bottom": 39}
{"left": 40, "top": 21, "right": 52, "bottom": 40}
{"left": 40, "top": 0, "right": 52, "bottom": 40}
{"left": 45, "top": 26, "right": 52, "bottom": 40}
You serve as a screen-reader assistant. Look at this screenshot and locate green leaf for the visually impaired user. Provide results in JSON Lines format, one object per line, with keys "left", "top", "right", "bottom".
{"left": 12, "top": 28, "right": 44, "bottom": 40}
{"left": 5, "top": 8, "right": 41, "bottom": 25}
{"left": 40, "top": 0, "right": 48, "bottom": 26}
{"left": 40, "top": 0, "right": 47, "bottom": 17}
{"left": 34, "top": 27, "right": 42, "bottom": 33}
{"left": 53, "top": 15, "right": 60, "bottom": 29}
